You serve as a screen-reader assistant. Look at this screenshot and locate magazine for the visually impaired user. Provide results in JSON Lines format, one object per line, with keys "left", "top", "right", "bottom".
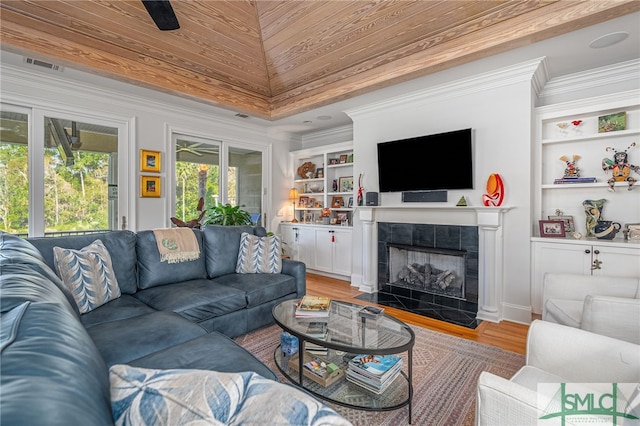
{"left": 348, "top": 354, "right": 402, "bottom": 377}
{"left": 295, "top": 295, "right": 331, "bottom": 318}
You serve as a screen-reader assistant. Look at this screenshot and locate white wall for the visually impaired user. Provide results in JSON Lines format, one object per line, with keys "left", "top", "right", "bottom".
{"left": 0, "top": 52, "right": 293, "bottom": 232}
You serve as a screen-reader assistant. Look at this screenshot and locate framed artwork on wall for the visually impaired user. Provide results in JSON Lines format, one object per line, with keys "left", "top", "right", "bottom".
{"left": 140, "top": 149, "right": 161, "bottom": 173}
{"left": 140, "top": 175, "right": 161, "bottom": 197}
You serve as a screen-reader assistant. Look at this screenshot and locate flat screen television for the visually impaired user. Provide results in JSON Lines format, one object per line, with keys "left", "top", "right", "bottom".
{"left": 377, "top": 128, "right": 473, "bottom": 192}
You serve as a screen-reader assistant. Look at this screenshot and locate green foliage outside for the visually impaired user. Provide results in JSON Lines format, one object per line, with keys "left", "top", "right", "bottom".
{"left": 175, "top": 161, "right": 220, "bottom": 222}
{"left": 0, "top": 143, "right": 111, "bottom": 234}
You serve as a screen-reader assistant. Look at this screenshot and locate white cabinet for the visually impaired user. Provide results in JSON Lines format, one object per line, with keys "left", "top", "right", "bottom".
{"left": 291, "top": 142, "right": 354, "bottom": 226}
{"left": 534, "top": 91, "right": 640, "bottom": 237}
{"left": 531, "top": 239, "right": 640, "bottom": 314}
{"left": 279, "top": 223, "right": 352, "bottom": 280}
{"left": 314, "top": 228, "right": 353, "bottom": 276}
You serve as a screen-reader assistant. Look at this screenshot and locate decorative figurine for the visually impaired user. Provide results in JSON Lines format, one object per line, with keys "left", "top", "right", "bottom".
{"left": 582, "top": 199, "right": 607, "bottom": 238}
{"left": 482, "top": 173, "right": 504, "bottom": 207}
{"left": 297, "top": 161, "right": 316, "bottom": 179}
{"left": 559, "top": 155, "right": 581, "bottom": 178}
{"left": 357, "top": 173, "right": 364, "bottom": 206}
{"left": 456, "top": 196, "right": 467, "bottom": 206}
{"left": 602, "top": 142, "right": 639, "bottom": 191}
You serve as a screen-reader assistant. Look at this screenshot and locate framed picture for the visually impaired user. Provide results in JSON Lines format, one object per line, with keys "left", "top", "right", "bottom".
{"left": 140, "top": 149, "right": 161, "bottom": 173}
{"left": 598, "top": 111, "right": 626, "bottom": 133}
{"left": 314, "top": 200, "right": 323, "bottom": 208}
{"left": 347, "top": 196, "right": 353, "bottom": 208}
{"left": 339, "top": 154, "right": 348, "bottom": 164}
{"left": 140, "top": 175, "right": 161, "bottom": 197}
{"left": 331, "top": 196, "right": 344, "bottom": 208}
{"left": 336, "top": 212, "right": 348, "bottom": 224}
{"left": 329, "top": 158, "right": 338, "bottom": 165}
{"left": 315, "top": 168, "right": 324, "bottom": 178}
{"left": 306, "top": 197, "right": 316, "bottom": 208}
{"left": 298, "top": 196, "right": 309, "bottom": 208}
{"left": 548, "top": 214, "right": 575, "bottom": 233}
{"left": 539, "top": 220, "right": 565, "bottom": 238}
{"left": 339, "top": 176, "right": 353, "bottom": 192}
{"left": 303, "top": 211, "right": 314, "bottom": 223}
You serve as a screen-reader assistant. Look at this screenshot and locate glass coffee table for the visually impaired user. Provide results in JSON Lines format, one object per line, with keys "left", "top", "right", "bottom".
{"left": 272, "top": 299, "right": 415, "bottom": 422}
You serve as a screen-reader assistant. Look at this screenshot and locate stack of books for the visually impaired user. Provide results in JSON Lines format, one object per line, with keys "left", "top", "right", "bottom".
{"left": 346, "top": 354, "right": 403, "bottom": 395}
{"left": 304, "top": 321, "right": 328, "bottom": 355}
{"left": 553, "top": 176, "right": 596, "bottom": 184}
{"left": 295, "top": 295, "right": 331, "bottom": 318}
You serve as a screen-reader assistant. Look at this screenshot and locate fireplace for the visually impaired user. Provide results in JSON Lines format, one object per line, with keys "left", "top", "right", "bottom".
{"left": 359, "top": 222, "right": 479, "bottom": 328}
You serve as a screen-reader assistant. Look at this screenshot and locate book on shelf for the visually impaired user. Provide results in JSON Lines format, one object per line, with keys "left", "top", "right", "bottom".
{"left": 295, "top": 295, "right": 331, "bottom": 318}
{"left": 304, "top": 341, "right": 328, "bottom": 355}
{"left": 553, "top": 176, "right": 597, "bottom": 184}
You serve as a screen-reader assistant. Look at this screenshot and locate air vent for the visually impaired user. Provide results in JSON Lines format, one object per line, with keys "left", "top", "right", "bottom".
{"left": 23, "top": 57, "right": 64, "bottom": 72}
{"left": 234, "top": 113, "right": 249, "bottom": 119}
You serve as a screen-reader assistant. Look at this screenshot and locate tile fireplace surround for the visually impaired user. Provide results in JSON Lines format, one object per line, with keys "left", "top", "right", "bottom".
{"left": 358, "top": 206, "right": 512, "bottom": 325}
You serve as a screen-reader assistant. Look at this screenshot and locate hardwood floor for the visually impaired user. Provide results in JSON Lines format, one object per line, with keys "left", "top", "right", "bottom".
{"left": 306, "top": 273, "right": 529, "bottom": 355}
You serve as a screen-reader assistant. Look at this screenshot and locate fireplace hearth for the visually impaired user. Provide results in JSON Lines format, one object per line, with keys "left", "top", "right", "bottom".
{"left": 357, "top": 222, "right": 480, "bottom": 328}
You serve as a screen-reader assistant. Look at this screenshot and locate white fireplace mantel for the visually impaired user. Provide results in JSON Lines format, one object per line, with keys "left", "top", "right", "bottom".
{"left": 358, "top": 206, "right": 513, "bottom": 323}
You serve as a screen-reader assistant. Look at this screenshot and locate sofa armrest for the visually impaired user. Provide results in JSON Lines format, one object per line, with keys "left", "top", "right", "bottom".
{"left": 281, "top": 258, "right": 306, "bottom": 297}
{"left": 581, "top": 295, "right": 640, "bottom": 344}
{"left": 526, "top": 320, "right": 640, "bottom": 383}
{"left": 476, "top": 371, "right": 540, "bottom": 426}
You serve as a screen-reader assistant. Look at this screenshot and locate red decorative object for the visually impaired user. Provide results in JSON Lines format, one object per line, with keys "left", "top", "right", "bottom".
{"left": 482, "top": 173, "right": 504, "bottom": 207}
{"left": 571, "top": 120, "right": 583, "bottom": 127}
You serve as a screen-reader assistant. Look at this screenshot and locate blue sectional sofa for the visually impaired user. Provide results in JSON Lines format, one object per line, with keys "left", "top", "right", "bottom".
{"left": 0, "top": 226, "right": 352, "bottom": 425}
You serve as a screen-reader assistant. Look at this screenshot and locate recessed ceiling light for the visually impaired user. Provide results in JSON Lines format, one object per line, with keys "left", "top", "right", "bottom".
{"left": 589, "top": 32, "right": 629, "bottom": 49}
{"left": 316, "top": 115, "right": 332, "bottom": 120}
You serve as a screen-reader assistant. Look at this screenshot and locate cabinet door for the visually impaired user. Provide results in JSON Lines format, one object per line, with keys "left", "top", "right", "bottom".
{"left": 531, "top": 242, "right": 592, "bottom": 314}
{"left": 314, "top": 229, "right": 334, "bottom": 273}
{"left": 332, "top": 228, "right": 353, "bottom": 276}
{"left": 592, "top": 245, "right": 640, "bottom": 278}
{"left": 296, "top": 227, "right": 316, "bottom": 268}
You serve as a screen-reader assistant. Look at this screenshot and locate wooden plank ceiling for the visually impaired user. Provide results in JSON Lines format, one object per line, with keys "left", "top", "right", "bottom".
{"left": 1, "top": 1, "right": 639, "bottom": 120}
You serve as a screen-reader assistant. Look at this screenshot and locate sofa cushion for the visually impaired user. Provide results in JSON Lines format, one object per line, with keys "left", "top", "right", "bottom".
{"left": 128, "top": 331, "right": 277, "bottom": 380}
{"left": 212, "top": 273, "right": 297, "bottom": 308}
{"left": 133, "top": 279, "right": 247, "bottom": 322}
{"left": 510, "top": 365, "right": 565, "bottom": 392}
{"left": 543, "top": 299, "right": 583, "bottom": 328}
{"left": 85, "top": 310, "right": 208, "bottom": 367}
{"left": 80, "top": 294, "right": 157, "bottom": 329}
{"left": 1, "top": 301, "right": 113, "bottom": 426}
{"left": 28, "top": 230, "right": 138, "bottom": 294}
{"left": 236, "top": 232, "right": 282, "bottom": 274}
{"left": 1, "top": 232, "right": 79, "bottom": 316}
{"left": 53, "top": 239, "right": 121, "bottom": 314}
{"left": 203, "top": 225, "right": 257, "bottom": 278}
{"left": 110, "top": 365, "right": 352, "bottom": 426}
{"left": 136, "top": 229, "right": 207, "bottom": 289}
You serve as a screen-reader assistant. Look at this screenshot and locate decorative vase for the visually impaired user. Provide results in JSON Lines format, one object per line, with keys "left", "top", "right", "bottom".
{"left": 594, "top": 221, "right": 621, "bottom": 240}
{"left": 582, "top": 199, "right": 607, "bottom": 238}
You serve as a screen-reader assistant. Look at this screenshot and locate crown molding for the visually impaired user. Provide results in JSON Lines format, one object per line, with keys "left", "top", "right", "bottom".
{"left": 344, "top": 58, "right": 545, "bottom": 119}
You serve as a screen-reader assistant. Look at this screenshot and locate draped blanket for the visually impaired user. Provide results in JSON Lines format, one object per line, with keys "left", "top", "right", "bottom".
{"left": 152, "top": 228, "right": 200, "bottom": 264}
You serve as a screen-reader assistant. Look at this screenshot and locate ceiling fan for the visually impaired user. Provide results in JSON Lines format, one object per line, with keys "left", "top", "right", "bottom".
{"left": 176, "top": 141, "right": 219, "bottom": 157}
{"left": 142, "top": 0, "right": 180, "bottom": 31}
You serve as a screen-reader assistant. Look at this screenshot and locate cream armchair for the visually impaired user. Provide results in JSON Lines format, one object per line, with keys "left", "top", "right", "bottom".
{"left": 542, "top": 273, "right": 640, "bottom": 344}
{"left": 476, "top": 320, "right": 640, "bottom": 426}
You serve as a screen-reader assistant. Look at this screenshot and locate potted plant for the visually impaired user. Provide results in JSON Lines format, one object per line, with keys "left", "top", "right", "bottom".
{"left": 202, "top": 203, "right": 253, "bottom": 226}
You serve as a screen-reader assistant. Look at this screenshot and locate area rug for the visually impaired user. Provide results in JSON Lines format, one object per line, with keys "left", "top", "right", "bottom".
{"left": 235, "top": 324, "right": 525, "bottom": 426}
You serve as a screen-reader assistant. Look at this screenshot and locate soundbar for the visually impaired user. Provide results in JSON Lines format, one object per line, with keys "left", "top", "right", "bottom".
{"left": 401, "top": 191, "right": 447, "bottom": 203}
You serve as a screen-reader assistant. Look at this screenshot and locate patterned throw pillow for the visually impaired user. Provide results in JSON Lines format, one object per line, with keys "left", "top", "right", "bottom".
{"left": 109, "top": 364, "right": 352, "bottom": 426}
{"left": 236, "top": 232, "right": 282, "bottom": 274}
{"left": 53, "top": 239, "right": 121, "bottom": 314}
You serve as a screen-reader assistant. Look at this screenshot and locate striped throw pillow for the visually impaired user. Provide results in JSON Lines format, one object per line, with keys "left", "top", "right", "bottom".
{"left": 236, "top": 232, "right": 282, "bottom": 274}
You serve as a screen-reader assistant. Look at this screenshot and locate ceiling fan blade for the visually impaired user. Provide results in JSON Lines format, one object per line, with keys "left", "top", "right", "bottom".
{"left": 142, "top": 0, "right": 180, "bottom": 31}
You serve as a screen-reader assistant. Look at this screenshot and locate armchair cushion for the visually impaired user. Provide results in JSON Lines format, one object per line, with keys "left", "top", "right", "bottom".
{"left": 581, "top": 295, "right": 640, "bottom": 344}
{"left": 542, "top": 299, "right": 583, "bottom": 328}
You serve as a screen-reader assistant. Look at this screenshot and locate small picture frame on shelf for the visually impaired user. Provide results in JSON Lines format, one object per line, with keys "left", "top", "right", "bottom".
{"left": 140, "top": 175, "right": 161, "bottom": 197}
{"left": 347, "top": 197, "right": 353, "bottom": 208}
{"left": 339, "top": 176, "right": 353, "bottom": 192}
{"left": 336, "top": 212, "right": 348, "bottom": 225}
{"left": 140, "top": 149, "right": 161, "bottom": 173}
{"left": 315, "top": 168, "right": 324, "bottom": 178}
{"left": 548, "top": 214, "right": 575, "bottom": 233}
{"left": 306, "top": 198, "right": 316, "bottom": 208}
{"left": 329, "top": 158, "right": 338, "bottom": 165}
{"left": 539, "top": 220, "right": 565, "bottom": 238}
{"left": 298, "top": 196, "right": 309, "bottom": 208}
{"left": 331, "top": 196, "right": 343, "bottom": 208}
{"left": 598, "top": 111, "right": 626, "bottom": 133}
{"left": 303, "top": 211, "right": 314, "bottom": 223}
{"left": 314, "top": 200, "right": 323, "bottom": 208}
{"left": 339, "top": 154, "right": 348, "bottom": 164}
